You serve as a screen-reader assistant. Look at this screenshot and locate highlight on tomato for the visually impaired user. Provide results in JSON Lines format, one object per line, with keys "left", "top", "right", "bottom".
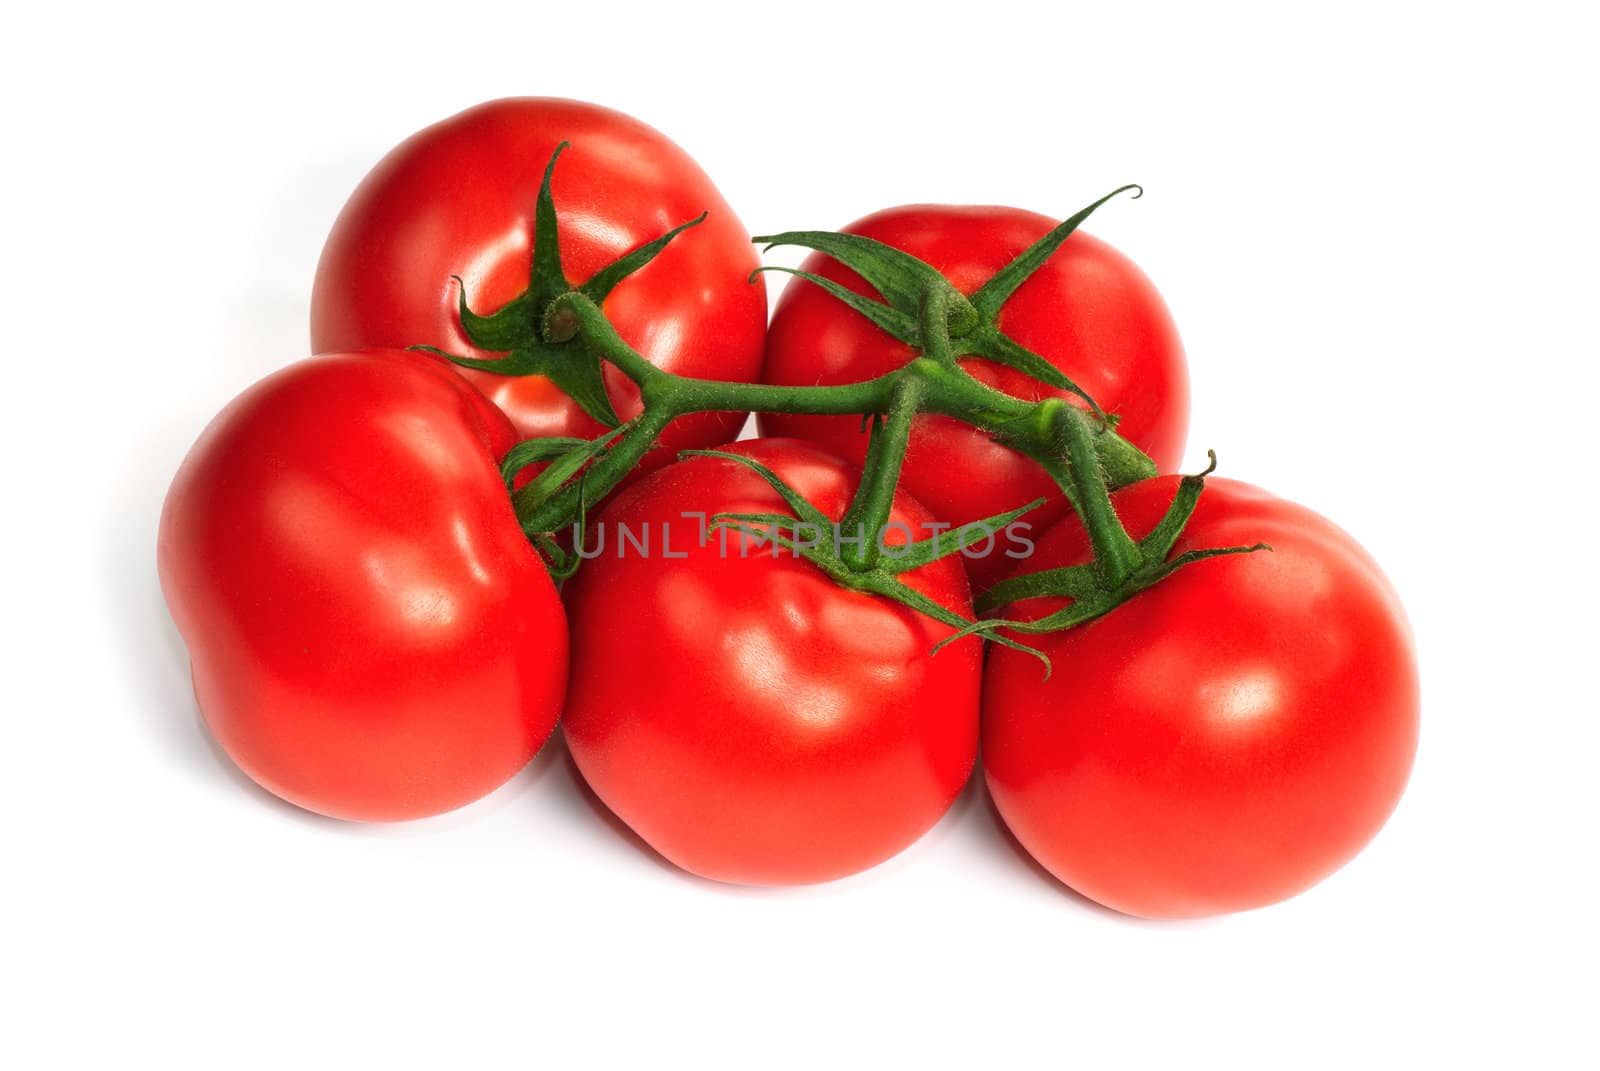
{"left": 560, "top": 439, "right": 984, "bottom": 885}
{"left": 158, "top": 349, "right": 569, "bottom": 822}
{"left": 311, "top": 96, "right": 767, "bottom": 475}
{"left": 981, "top": 476, "right": 1420, "bottom": 918}
{"left": 759, "top": 202, "right": 1190, "bottom": 589}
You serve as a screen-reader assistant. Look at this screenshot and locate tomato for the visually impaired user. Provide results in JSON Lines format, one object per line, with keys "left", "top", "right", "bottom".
{"left": 759, "top": 205, "right": 1189, "bottom": 588}
{"left": 311, "top": 97, "right": 765, "bottom": 470}
{"left": 561, "top": 439, "right": 982, "bottom": 884}
{"left": 982, "top": 478, "right": 1419, "bottom": 918}
{"left": 158, "top": 349, "right": 568, "bottom": 822}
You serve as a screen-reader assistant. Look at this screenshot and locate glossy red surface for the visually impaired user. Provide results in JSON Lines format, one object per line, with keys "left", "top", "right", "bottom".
{"left": 158, "top": 349, "right": 568, "bottom": 821}
{"left": 562, "top": 439, "right": 982, "bottom": 884}
{"left": 983, "top": 478, "right": 1419, "bottom": 917}
{"left": 312, "top": 98, "right": 766, "bottom": 474}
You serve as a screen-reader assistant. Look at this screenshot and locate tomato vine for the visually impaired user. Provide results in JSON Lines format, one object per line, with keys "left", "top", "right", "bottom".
{"left": 418, "top": 144, "right": 1265, "bottom": 660}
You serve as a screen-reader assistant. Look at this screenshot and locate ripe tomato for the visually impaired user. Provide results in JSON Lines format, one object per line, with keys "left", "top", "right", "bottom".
{"left": 983, "top": 478, "right": 1419, "bottom": 918}
{"left": 311, "top": 97, "right": 766, "bottom": 469}
{"left": 158, "top": 349, "right": 568, "bottom": 822}
{"left": 561, "top": 439, "right": 982, "bottom": 885}
{"left": 759, "top": 205, "right": 1189, "bottom": 588}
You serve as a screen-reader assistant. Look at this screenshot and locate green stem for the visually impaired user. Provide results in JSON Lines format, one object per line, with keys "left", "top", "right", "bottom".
{"left": 833, "top": 286, "right": 949, "bottom": 569}
{"left": 1054, "top": 404, "right": 1141, "bottom": 588}
{"left": 521, "top": 407, "right": 671, "bottom": 534}
{"left": 650, "top": 373, "right": 897, "bottom": 416}
{"left": 838, "top": 375, "right": 923, "bottom": 570}
{"left": 523, "top": 292, "right": 1159, "bottom": 538}
{"left": 547, "top": 290, "right": 900, "bottom": 415}
{"left": 918, "top": 287, "right": 958, "bottom": 365}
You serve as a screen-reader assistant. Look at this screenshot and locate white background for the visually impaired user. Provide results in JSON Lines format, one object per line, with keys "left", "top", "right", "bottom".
{"left": 5, "top": 1, "right": 1597, "bottom": 1067}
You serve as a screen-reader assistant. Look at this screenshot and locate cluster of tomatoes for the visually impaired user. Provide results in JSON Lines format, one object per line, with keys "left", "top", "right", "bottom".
{"left": 158, "top": 98, "right": 1419, "bottom": 919}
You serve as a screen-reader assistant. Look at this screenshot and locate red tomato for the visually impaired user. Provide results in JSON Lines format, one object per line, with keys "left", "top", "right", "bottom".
{"left": 983, "top": 478, "right": 1418, "bottom": 918}
{"left": 311, "top": 97, "right": 766, "bottom": 469}
{"left": 561, "top": 439, "right": 982, "bottom": 885}
{"left": 759, "top": 205, "right": 1189, "bottom": 588}
{"left": 158, "top": 349, "right": 568, "bottom": 822}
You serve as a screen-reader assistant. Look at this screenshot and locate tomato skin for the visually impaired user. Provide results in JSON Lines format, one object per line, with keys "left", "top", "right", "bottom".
{"left": 311, "top": 97, "right": 766, "bottom": 470}
{"left": 158, "top": 349, "right": 568, "bottom": 822}
{"left": 561, "top": 439, "right": 982, "bottom": 885}
{"left": 983, "top": 478, "right": 1418, "bottom": 918}
{"left": 759, "top": 205, "right": 1189, "bottom": 588}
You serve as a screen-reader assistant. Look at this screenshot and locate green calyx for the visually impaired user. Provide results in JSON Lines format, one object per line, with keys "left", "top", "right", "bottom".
{"left": 752, "top": 183, "right": 1143, "bottom": 422}
{"left": 411, "top": 140, "right": 708, "bottom": 429}
{"left": 940, "top": 452, "right": 1271, "bottom": 668}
